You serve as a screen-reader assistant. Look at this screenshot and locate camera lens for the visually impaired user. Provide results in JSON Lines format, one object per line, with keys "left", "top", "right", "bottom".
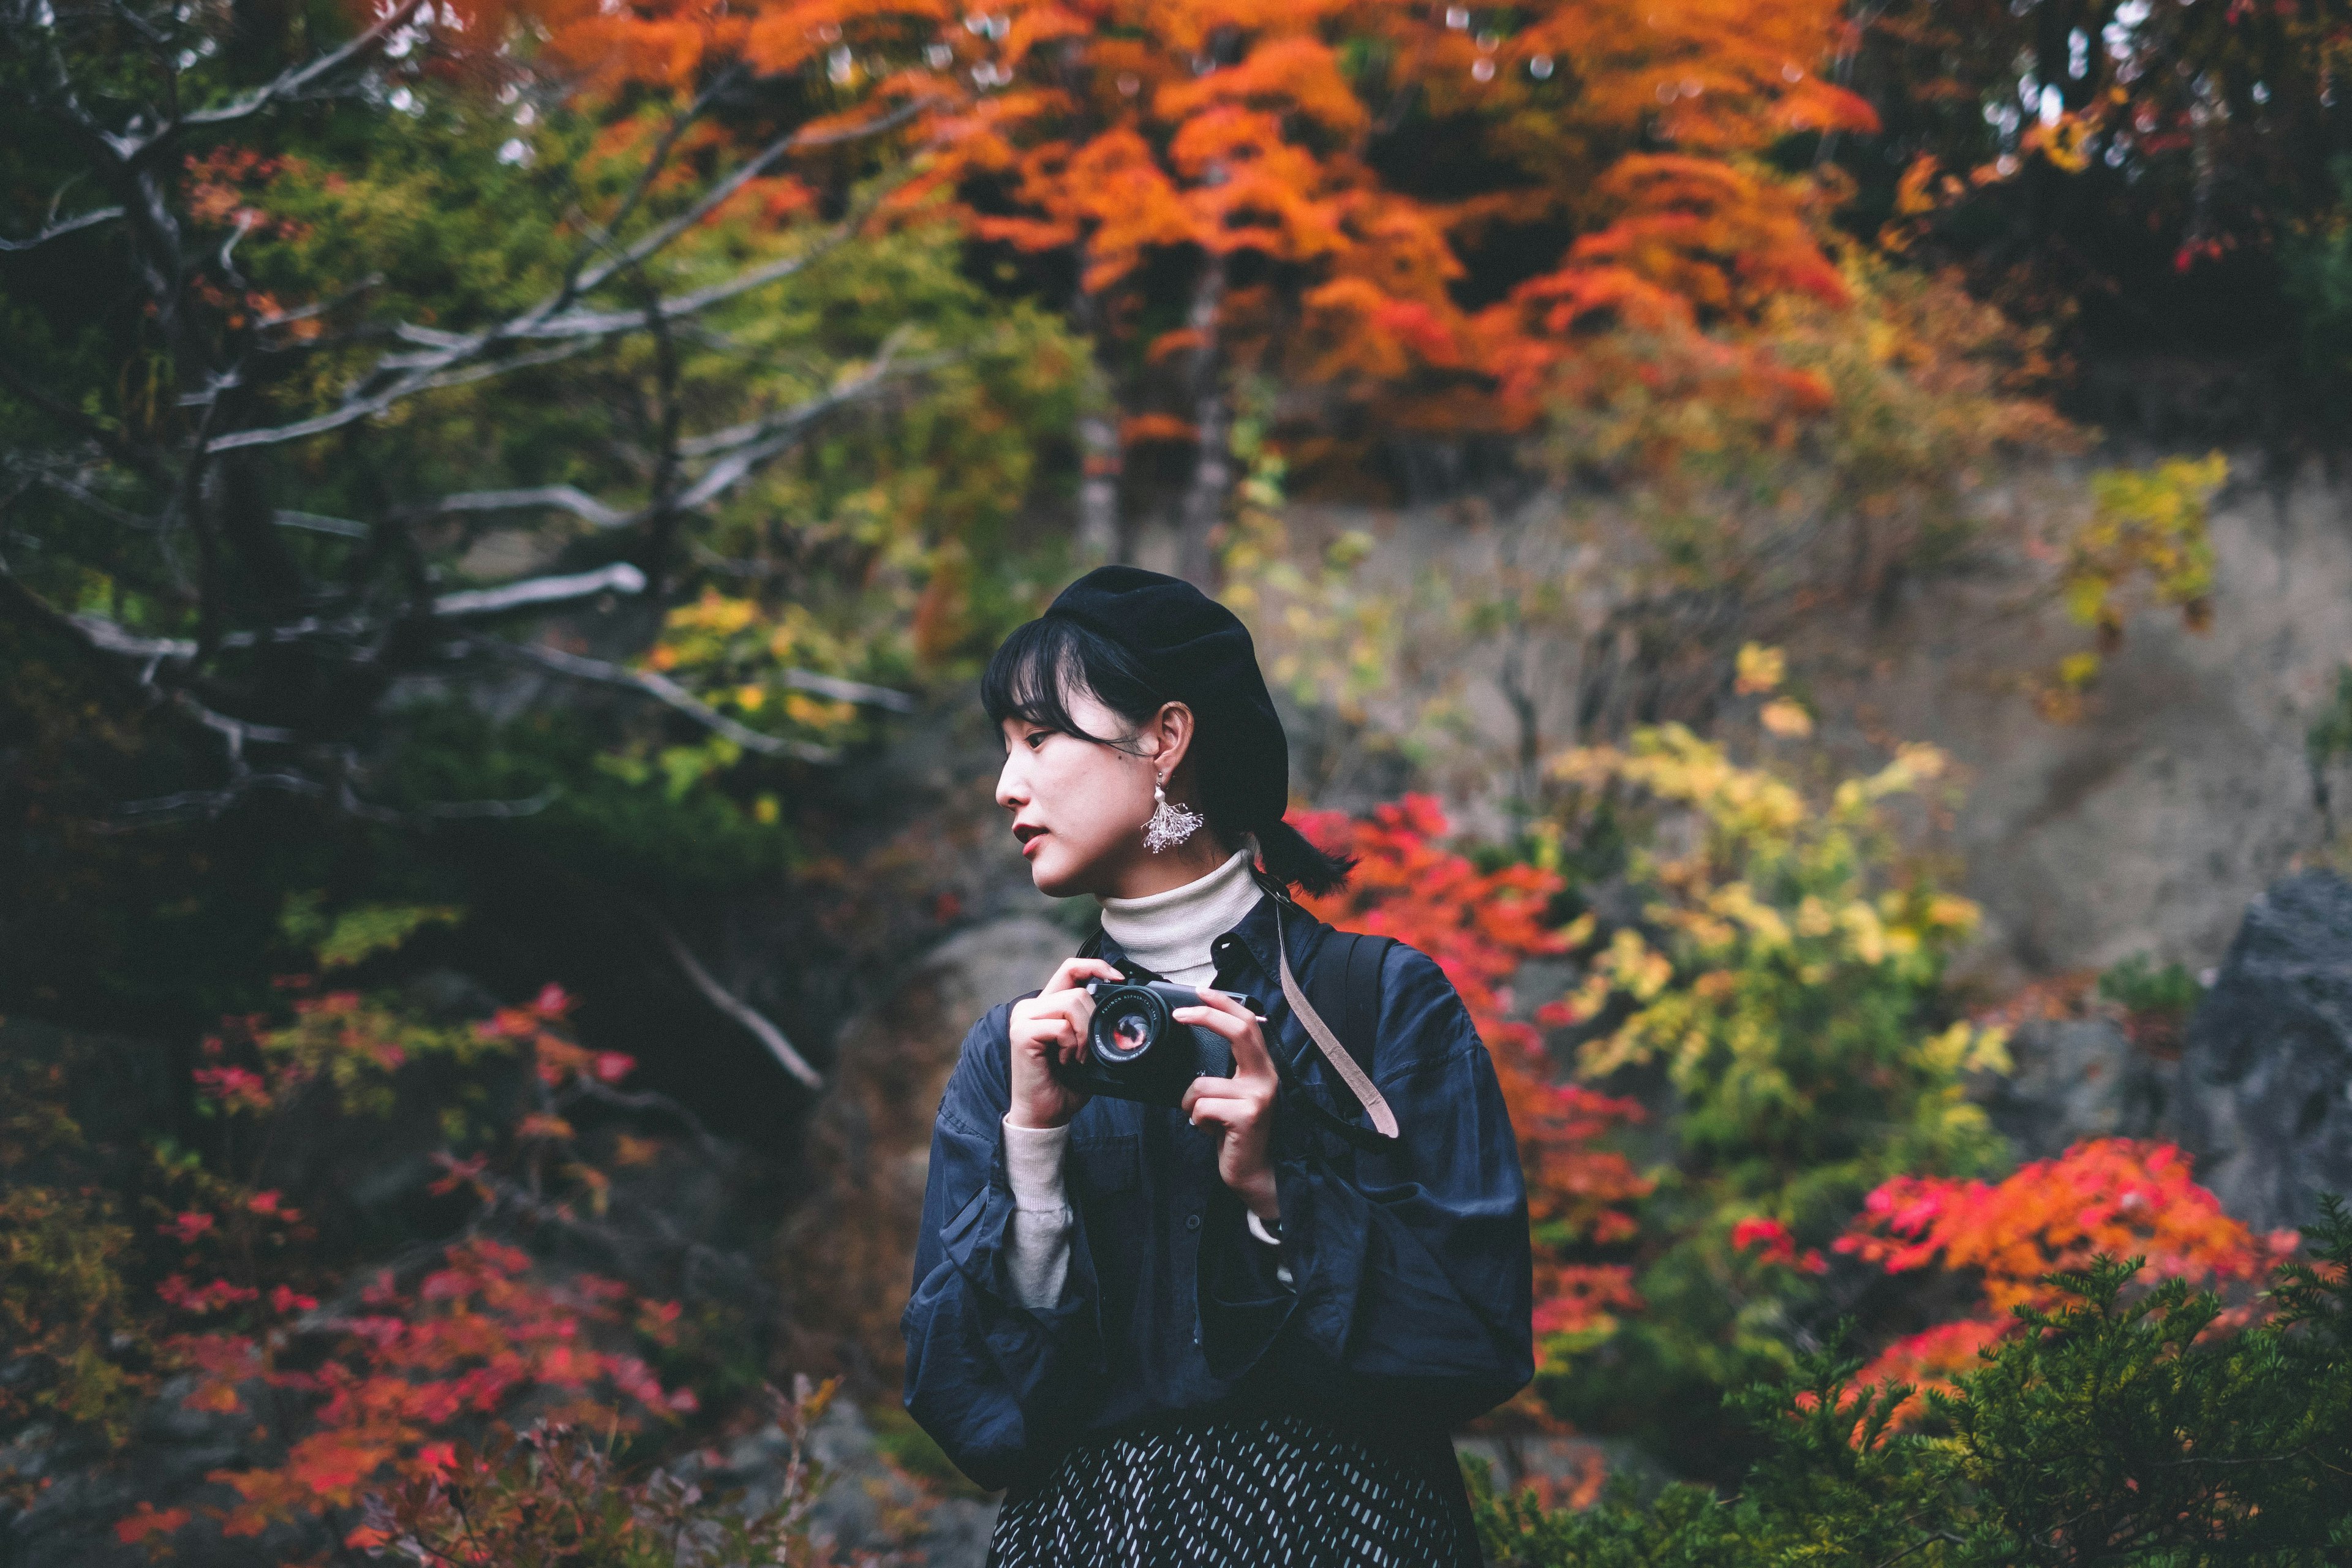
{"left": 1089, "top": 986, "right": 1166, "bottom": 1064}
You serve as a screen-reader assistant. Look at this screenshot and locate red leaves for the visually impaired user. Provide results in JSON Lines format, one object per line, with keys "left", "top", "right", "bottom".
{"left": 185, "top": 1236, "right": 692, "bottom": 1540}
{"left": 1731, "top": 1216, "right": 1826, "bottom": 1274}
{"left": 119, "top": 980, "right": 687, "bottom": 1552}
{"left": 1838, "top": 1139, "right": 2301, "bottom": 1423}
{"left": 192, "top": 1064, "right": 271, "bottom": 1113}
{"left": 114, "top": 1501, "right": 191, "bottom": 1550}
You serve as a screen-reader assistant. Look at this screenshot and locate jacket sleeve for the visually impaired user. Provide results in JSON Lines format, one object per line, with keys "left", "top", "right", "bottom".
{"left": 1197, "top": 943, "right": 1535, "bottom": 1430}
{"left": 900, "top": 1003, "right": 1106, "bottom": 1491}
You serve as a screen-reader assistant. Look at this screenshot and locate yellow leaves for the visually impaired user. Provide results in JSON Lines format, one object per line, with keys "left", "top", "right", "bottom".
{"left": 1609, "top": 929, "right": 1675, "bottom": 1000}
{"left": 1758, "top": 698, "right": 1812, "bottom": 737}
{"left": 2039, "top": 450, "right": 2226, "bottom": 719}
{"left": 1708, "top": 882, "right": 1790, "bottom": 951}
{"left": 1735, "top": 641, "right": 1785, "bottom": 694}
{"left": 1836, "top": 900, "right": 1886, "bottom": 964}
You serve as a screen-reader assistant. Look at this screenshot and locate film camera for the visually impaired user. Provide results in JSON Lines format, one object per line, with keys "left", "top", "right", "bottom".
{"left": 1045, "top": 977, "right": 1267, "bottom": 1108}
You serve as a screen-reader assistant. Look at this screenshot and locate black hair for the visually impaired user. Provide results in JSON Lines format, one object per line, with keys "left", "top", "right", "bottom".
{"left": 981, "top": 614, "right": 1355, "bottom": 898}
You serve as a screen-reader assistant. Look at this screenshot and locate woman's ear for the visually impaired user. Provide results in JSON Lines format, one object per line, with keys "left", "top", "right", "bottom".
{"left": 1147, "top": 700, "right": 1196, "bottom": 780}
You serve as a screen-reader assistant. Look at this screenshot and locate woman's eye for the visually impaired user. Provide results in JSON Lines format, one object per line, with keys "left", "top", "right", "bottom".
{"left": 1025, "top": 731, "right": 1047, "bottom": 750}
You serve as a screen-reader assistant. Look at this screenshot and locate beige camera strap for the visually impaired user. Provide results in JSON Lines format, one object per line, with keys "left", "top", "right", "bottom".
{"left": 1272, "top": 899, "right": 1400, "bottom": 1140}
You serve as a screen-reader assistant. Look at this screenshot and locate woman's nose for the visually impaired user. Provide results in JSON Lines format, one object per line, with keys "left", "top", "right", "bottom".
{"left": 994, "top": 753, "right": 1026, "bottom": 810}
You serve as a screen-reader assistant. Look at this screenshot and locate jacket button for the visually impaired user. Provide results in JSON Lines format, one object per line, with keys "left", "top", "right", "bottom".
{"left": 1185, "top": 1212, "right": 1202, "bottom": 1232}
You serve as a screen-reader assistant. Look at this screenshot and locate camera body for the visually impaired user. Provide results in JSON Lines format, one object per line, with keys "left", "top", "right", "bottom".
{"left": 1046, "top": 978, "right": 1262, "bottom": 1108}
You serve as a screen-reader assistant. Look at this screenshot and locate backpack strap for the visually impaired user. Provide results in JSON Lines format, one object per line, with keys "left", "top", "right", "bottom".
{"left": 1273, "top": 900, "right": 1400, "bottom": 1142}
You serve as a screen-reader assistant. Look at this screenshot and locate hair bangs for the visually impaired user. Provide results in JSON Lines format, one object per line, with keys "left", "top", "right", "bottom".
{"left": 981, "top": 615, "right": 1163, "bottom": 747}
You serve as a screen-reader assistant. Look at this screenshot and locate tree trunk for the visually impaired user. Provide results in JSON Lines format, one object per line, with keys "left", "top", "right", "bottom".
{"left": 1072, "top": 289, "right": 1124, "bottom": 566}
{"left": 1175, "top": 254, "right": 1229, "bottom": 590}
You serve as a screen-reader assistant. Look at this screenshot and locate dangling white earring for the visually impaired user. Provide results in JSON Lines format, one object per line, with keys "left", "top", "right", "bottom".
{"left": 1143, "top": 775, "right": 1204, "bottom": 853}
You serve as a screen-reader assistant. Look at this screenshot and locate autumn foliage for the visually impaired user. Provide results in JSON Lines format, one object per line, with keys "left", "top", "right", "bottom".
{"left": 1838, "top": 1137, "right": 2302, "bottom": 1422}
{"left": 106, "top": 981, "right": 703, "bottom": 1554}
{"left": 453, "top": 0, "right": 1890, "bottom": 508}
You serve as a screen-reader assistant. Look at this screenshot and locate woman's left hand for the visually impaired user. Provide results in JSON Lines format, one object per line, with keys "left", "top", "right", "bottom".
{"left": 1177, "top": 988, "right": 1281, "bottom": 1224}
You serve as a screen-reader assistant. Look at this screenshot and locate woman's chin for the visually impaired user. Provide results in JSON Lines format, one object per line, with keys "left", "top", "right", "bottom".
{"left": 1028, "top": 851, "right": 1091, "bottom": 900}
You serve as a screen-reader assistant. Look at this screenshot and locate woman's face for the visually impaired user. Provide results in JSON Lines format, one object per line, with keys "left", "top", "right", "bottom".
{"left": 995, "top": 685, "right": 1205, "bottom": 899}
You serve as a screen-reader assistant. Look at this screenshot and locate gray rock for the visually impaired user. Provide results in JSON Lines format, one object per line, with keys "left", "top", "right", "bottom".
{"left": 1980, "top": 1015, "right": 2169, "bottom": 1161}
{"left": 2172, "top": 869, "right": 2352, "bottom": 1232}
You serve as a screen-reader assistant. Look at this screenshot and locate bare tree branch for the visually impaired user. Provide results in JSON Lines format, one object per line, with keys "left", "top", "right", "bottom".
{"left": 657, "top": 922, "right": 823, "bottom": 1088}
{"left": 780, "top": 668, "right": 917, "bottom": 713}
{"left": 498, "top": 641, "right": 845, "bottom": 763}
{"left": 206, "top": 99, "right": 930, "bottom": 456}
{"left": 178, "top": 0, "right": 433, "bottom": 132}
{"left": 0, "top": 203, "right": 125, "bottom": 252}
{"left": 205, "top": 337, "right": 599, "bottom": 452}
{"left": 273, "top": 508, "right": 371, "bottom": 537}
{"left": 429, "top": 561, "right": 647, "bottom": 619}
{"left": 564, "top": 97, "right": 928, "bottom": 306}
{"left": 420, "top": 486, "right": 631, "bottom": 530}
{"left": 672, "top": 341, "right": 939, "bottom": 513}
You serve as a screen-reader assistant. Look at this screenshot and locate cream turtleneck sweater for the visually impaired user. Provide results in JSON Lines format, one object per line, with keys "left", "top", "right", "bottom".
{"left": 1000, "top": 843, "right": 1291, "bottom": 1308}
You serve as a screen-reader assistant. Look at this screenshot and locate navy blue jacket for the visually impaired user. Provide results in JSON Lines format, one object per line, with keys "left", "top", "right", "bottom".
{"left": 899, "top": 890, "right": 1535, "bottom": 1493}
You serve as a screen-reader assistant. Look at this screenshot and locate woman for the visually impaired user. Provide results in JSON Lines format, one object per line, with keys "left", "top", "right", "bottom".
{"left": 900, "top": 565, "right": 1532, "bottom": 1567}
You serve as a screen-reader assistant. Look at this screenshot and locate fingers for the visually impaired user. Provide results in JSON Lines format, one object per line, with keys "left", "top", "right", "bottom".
{"left": 1012, "top": 992, "right": 1096, "bottom": 1066}
{"left": 1042, "top": 956, "right": 1125, "bottom": 998}
{"left": 1174, "top": 993, "right": 1276, "bottom": 1076}
{"left": 1180, "top": 1072, "right": 1271, "bottom": 1118}
{"left": 1185, "top": 1094, "right": 1266, "bottom": 1136}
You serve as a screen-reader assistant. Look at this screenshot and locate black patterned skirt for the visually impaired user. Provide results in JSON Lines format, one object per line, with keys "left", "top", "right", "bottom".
{"left": 984, "top": 1409, "right": 1483, "bottom": 1567}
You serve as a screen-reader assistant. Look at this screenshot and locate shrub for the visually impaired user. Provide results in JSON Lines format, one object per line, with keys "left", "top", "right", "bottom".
{"left": 352, "top": 1376, "right": 892, "bottom": 1567}
{"left": 1469, "top": 1197, "right": 2352, "bottom": 1565}
{"left": 1537, "top": 696, "right": 2008, "bottom": 1473}
{"left": 1837, "top": 1138, "right": 2301, "bottom": 1425}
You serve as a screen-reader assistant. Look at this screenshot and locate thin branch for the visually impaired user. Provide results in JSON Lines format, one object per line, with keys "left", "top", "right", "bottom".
{"left": 657, "top": 923, "right": 823, "bottom": 1089}
{"left": 178, "top": 0, "right": 432, "bottom": 131}
{"left": 428, "top": 560, "right": 647, "bottom": 619}
{"left": 497, "top": 641, "right": 845, "bottom": 763}
{"left": 672, "top": 342, "right": 939, "bottom": 513}
{"left": 205, "top": 337, "right": 598, "bottom": 452}
{"left": 273, "top": 508, "right": 371, "bottom": 538}
{"left": 204, "top": 100, "right": 928, "bottom": 456}
{"left": 564, "top": 97, "right": 927, "bottom": 306}
{"left": 419, "top": 486, "right": 631, "bottom": 530}
{"left": 409, "top": 786, "right": 562, "bottom": 820}
{"left": 781, "top": 667, "right": 916, "bottom": 713}
{"left": 69, "top": 613, "right": 196, "bottom": 663}
{"left": 0, "top": 203, "right": 126, "bottom": 252}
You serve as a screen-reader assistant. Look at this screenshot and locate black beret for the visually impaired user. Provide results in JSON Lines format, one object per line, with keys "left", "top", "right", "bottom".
{"left": 1042, "top": 565, "right": 1289, "bottom": 831}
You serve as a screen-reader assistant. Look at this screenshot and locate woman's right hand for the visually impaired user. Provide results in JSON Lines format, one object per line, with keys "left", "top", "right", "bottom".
{"left": 1007, "top": 956, "right": 1123, "bottom": 1130}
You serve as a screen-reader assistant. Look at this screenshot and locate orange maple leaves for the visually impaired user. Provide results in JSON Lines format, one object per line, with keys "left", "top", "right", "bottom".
{"left": 447, "top": 0, "right": 1883, "bottom": 449}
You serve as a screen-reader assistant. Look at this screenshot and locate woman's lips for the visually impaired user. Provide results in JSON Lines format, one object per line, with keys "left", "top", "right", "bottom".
{"left": 1020, "top": 831, "right": 1047, "bottom": 858}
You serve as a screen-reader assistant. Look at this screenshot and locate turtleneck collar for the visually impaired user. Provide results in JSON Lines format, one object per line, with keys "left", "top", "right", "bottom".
{"left": 1096, "top": 842, "right": 1266, "bottom": 986}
